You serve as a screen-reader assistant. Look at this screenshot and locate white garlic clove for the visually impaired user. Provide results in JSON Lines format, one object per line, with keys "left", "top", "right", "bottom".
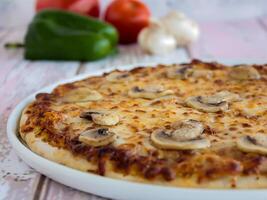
{"left": 138, "top": 21, "right": 177, "bottom": 55}
{"left": 160, "top": 11, "right": 199, "bottom": 46}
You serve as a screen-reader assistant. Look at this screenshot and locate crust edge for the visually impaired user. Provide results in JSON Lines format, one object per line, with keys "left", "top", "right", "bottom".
{"left": 19, "top": 105, "right": 267, "bottom": 189}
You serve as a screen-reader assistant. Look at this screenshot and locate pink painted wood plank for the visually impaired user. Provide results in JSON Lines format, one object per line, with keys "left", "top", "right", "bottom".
{"left": 0, "top": 28, "right": 26, "bottom": 61}
{"left": 82, "top": 44, "right": 189, "bottom": 74}
{"left": 0, "top": 61, "right": 79, "bottom": 113}
{"left": 259, "top": 15, "right": 267, "bottom": 29}
{"left": 42, "top": 179, "right": 104, "bottom": 200}
{"left": 0, "top": 28, "right": 27, "bottom": 86}
{"left": 0, "top": 28, "right": 40, "bottom": 200}
{"left": 188, "top": 18, "right": 267, "bottom": 61}
{"left": 0, "top": 28, "right": 80, "bottom": 200}
{"left": 0, "top": 29, "right": 9, "bottom": 41}
{"left": 0, "top": 64, "right": 79, "bottom": 200}
{"left": 0, "top": 28, "right": 106, "bottom": 200}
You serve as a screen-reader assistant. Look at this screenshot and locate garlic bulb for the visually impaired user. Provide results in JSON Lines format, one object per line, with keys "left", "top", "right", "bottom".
{"left": 160, "top": 11, "right": 199, "bottom": 46}
{"left": 138, "top": 21, "right": 177, "bottom": 55}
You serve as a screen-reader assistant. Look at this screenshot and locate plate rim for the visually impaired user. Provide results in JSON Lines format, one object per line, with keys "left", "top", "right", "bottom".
{"left": 6, "top": 63, "right": 267, "bottom": 200}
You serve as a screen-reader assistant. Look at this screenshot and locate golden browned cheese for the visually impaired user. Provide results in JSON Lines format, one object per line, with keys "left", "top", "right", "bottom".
{"left": 20, "top": 60, "right": 267, "bottom": 185}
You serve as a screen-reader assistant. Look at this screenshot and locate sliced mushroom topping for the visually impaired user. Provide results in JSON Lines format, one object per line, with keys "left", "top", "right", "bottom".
{"left": 186, "top": 96, "right": 228, "bottom": 113}
{"left": 191, "top": 69, "right": 213, "bottom": 79}
{"left": 80, "top": 110, "right": 119, "bottom": 126}
{"left": 79, "top": 128, "right": 115, "bottom": 147}
{"left": 106, "top": 71, "right": 133, "bottom": 82}
{"left": 166, "top": 65, "right": 193, "bottom": 79}
{"left": 200, "top": 91, "right": 241, "bottom": 104}
{"left": 128, "top": 85, "right": 174, "bottom": 99}
{"left": 229, "top": 66, "right": 261, "bottom": 80}
{"left": 62, "top": 88, "right": 102, "bottom": 103}
{"left": 171, "top": 119, "right": 204, "bottom": 141}
{"left": 151, "top": 119, "right": 210, "bottom": 150}
{"left": 241, "top": 104, "right": 267, "bottom": 118}
{"left": 185, "top": 91, "right": 240, "bottom": 113}
{"left": 237, "top": 134, "right": 267, "bottom": 155}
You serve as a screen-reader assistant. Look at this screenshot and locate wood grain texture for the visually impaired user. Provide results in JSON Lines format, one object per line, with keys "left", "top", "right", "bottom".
{"left": 81, "top": 44, "right": 189, "bottom": 74}
{"left": 40, "top": 179, "right": 104, "bottom": 200}
{"left": 188, "top": 18, "right": 267, "bottom": 63}
{"left": 0, "top": 28, "right": 80, "bottom": 200}
{"left": 0, "top": 28, "right": 38, "bottom": 200}
{"left": 259, "top": 15, "right": 267, "bottom": 30}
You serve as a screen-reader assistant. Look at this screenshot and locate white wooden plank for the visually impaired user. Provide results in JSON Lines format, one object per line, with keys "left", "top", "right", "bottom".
{"left": 0, "top": 28, "right": 80, "bottom": 200}
{"left": 41, "top": 179, "right": 104, "bottom": 200}
{"left": 81, "top": 44, "right": 189, "bottom": 74}
{"left": 0, "top": 27, "right": 26, "bottom": 61}
{"left": 0, "top": 62, "right": 80, "bottom": 200}
{"left": 258, "top": 15, "right": 267, "bottom": 30}
{"left": 188, "top": 18, "right": 267, "bottom": 62}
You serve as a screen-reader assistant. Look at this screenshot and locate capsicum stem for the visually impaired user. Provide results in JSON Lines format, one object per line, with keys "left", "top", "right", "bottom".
{"left": 4, "top": 42, "right": 25, "bottom": 49}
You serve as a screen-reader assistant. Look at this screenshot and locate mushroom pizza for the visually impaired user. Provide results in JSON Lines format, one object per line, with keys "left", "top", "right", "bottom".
{"left": 19, "top": 60, "right": 267, "bottom": 188}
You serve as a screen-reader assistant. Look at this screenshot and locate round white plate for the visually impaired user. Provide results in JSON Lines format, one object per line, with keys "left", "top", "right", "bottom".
{"left": 7, "top": 64, "right": 267, "bottom": 200}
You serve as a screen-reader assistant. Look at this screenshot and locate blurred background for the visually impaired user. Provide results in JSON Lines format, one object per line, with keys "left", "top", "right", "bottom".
{"left": 2, "top": 0, "right": 267, "bottom": 28}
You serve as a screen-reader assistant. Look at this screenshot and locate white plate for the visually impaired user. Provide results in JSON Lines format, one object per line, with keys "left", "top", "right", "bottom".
{"left": 7, "top": 63, "right": 267, "bottom": 200}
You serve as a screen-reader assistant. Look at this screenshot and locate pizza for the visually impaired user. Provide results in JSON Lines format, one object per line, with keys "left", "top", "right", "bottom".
{"left": 19, "top": 59, "right": 267, "bottom": 188}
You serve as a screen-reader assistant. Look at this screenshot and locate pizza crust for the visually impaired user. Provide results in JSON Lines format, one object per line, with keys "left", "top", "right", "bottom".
{"left": 20, "top": 106, "right": 267, "bottom": 189}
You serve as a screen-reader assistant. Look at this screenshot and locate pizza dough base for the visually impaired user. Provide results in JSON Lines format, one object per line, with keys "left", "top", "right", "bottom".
{"left": 20, "top": 105, "right": 267, "bottom": 189}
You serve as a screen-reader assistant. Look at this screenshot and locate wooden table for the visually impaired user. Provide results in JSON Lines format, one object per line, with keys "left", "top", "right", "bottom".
{"left": 1, "top": 10, "right": 267, "bottom": 200}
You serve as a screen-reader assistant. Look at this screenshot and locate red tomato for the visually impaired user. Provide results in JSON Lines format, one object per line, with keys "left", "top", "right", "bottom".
{"left": 36, "top": 0, "right": 100, "bottom": 18}
{"left": 36, "top": 0, "right": 64, "bottom": 10}
{"left": 67, "top": 0, "right": 100, "bottom": 17}
{"left": 104, "top": 0, "right": 150, "bottom": 44}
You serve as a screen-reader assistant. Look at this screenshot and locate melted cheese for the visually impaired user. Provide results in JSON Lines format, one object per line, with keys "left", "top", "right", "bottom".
{"left": 21, "top": 61, "right": 267, "bottom": 182}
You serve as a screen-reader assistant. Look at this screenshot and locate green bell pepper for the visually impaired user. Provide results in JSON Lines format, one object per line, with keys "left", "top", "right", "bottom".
{"left": 24, "top": 9, "right": 118, "bottom": 61}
